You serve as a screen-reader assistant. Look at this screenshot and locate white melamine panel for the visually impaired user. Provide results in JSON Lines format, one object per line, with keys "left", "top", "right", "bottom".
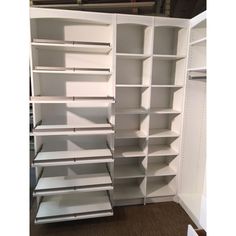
{"left": 188, "top": 45, "right": 206, "bottom": 70}
{"left": 114, "top": 178, "right": 145, "bottom": 200}
{"left": 36, "top": 191, "right": 113, "bottom": 223}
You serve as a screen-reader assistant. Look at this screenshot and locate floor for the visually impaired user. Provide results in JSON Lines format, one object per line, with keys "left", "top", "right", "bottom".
{"left": 30, "top": 201, "right": 196, "bottom": 236}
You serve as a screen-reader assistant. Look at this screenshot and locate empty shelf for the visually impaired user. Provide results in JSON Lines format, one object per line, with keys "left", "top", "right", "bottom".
{"left": 115, "top": 130, "right": 147, "bottom": 139}
{"left": 114, "top": 146, "right": 146, "bottom": 158}
{"left": 33, "top": 66, "right": 112, "bottom": 75}
{"left": 114, "top": 183, "right": 144, "bottom": 200}
{"left": 150, "top": 108, "right": 181, "bottom": 114}
{"left": 148, "top": 145, "right": 178, "bottom": 157}
{"left": 188, "top": 67, "right": 206, "bottom": 73}
{"left": 147, "top": 163, "right": 176, "bottom": 177}
{"left": 116, "top": 53, "right": 151, "bottom": 59}
{"left": 190, "top": 37, "right": 206, "bottom": 46}
{"left": 35, "top": 123, "right": 112, "bottom": 130}
{"left": 30, "top": 96, "right": 115, "bottom": 104}
{"left": 147, "top": 181, "right": 175, "bottom": 197}
{"left": 116, "top": 108, "right": 147, "bottom": 114}
{"left": 32, "top": 39, "right": 111, "bottom": 54}
{"left": 116, "top": 84, "right": 149, "bottom": 88}
{"left": 151, "top": 85, "right": 183, "bottom": 88}
{"left": 115, "top": 165, "right": 145, "bottom": 179}
{"left": 149, "top": 129, "right": 179, "bottom": 138}
{"left": 33, "top": 149, "right": 113, "bottom": 166}
{"left": 153, "top": 55, "right": 185, "bottom": 60}
{"left": 34, "top": 166, "right": 112, "bottom": 196}
{"left": 35, "top": 192, "right": 113, "bottom": 224}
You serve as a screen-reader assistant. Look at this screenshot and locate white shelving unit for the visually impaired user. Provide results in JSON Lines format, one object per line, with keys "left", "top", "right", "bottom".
{"left": 30, "top": 8, "right": 206, "bottom": 225}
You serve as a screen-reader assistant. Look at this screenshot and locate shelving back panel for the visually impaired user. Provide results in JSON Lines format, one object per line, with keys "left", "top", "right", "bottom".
{"left": 39, "top": 104, "right": 109, "bottom": 126}
{"left": 39, "top": 135, "right": 111, "bottom": 152}
{"left": 37, "top": 74, "right": 112, "bottom": 97}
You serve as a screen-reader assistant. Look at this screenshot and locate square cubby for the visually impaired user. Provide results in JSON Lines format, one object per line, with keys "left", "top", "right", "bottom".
{"left": 114, "top": 157, "right": 145, "bottom": 179}
{"left": 117, "top": 24, "right": 152, "bottom": 54}
{"left": 153, "top": 26, "right": 187, "bottom": 55}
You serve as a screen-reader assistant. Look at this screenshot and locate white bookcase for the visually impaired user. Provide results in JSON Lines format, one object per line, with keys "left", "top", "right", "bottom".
{"left": 30, "top": 7, "right": 206, "bottom": 225}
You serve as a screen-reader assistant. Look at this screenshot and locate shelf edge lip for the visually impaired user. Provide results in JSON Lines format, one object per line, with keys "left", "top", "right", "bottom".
{"left": 153, "top": 54, "right": 186, "bottom": 60}
{"left": 189, "top": 37, "right": 207, "bottom": 46}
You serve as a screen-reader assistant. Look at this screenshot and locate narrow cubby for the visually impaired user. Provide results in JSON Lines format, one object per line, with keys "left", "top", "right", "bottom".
{"left": 114, "top": 157, "right": 145, "bottom": 179}
{"left": 153, "top": 26, "right": 187, "bottom": 56}
{"left": 115, "top": 114, "right": 149, "bottom": 139}
{"left": 152, "top": 58, "right": 185, "bottom": 86}
{"left": 116, "top": 87, "right": 150, "bottom": 111}
{"left": 114, "top": 178, "right": 145, "bottom": 200}
{"left": 117, "top": 24, "right": 152, "bottom": 55}
{"left": 147, "top": 175, "right": 176, "bottom": 198}
{"left": 147, "top": 156, "right": 177, "bottom": 177}
{"left": 116, "top": 57, "right": 151, "bottom": 87}
{"left": 148, "top": 137, "right": 179, "bottom": 157}
{"left": 114, "top": 138, "right": 146, "bottom": 158}
{"left": 150, "top": 87, "right": 183, "bottom": 112}
{"left": 149, "top": 113, "right": 180, "bottom": 138}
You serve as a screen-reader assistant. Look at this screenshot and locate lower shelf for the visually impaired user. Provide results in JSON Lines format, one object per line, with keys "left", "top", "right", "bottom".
{"left": 147, "top": 177, "right": 175, "bottom": 198}
{"left": 35, "top": 192, "right": 113, "bottom": 224}
{"left": 114, "top": 146, "right": 146, "bottom": 158}
{"left": 34, "top": 164, "right": 113, "bottom": 196}
{"left": 114, "top": 179, "right": 145, "bottom": 200}
{"left": 115, "top": 130, "right": 147, "bottom": 139}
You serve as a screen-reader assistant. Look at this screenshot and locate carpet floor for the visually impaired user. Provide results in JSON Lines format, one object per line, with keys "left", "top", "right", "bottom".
{"left": 30, "top": 201, "right": 196, "bottom": 236}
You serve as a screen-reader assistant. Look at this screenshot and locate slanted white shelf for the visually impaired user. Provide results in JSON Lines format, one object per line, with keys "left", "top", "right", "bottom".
{"left": 36, "top": 192, "right": 113, "bottom": 224}
{"left": 114, "top": 146, "right": 146, "bottom": 158}
{"left": 148, "top": 145, "right": 178, "bottom": 157}
{"left": 34, "top": 164, "right": 113, "bottom": 196}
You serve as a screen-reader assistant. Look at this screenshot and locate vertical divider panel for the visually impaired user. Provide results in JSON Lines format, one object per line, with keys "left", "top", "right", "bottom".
{"left": 107, "top": 14, "right": 117, "bottom": 206}
{"left": 143, "top": 18, "right": 154, "bottom": 204}
{"left": 172, "top": 23, "right": 191, "bottom": 200}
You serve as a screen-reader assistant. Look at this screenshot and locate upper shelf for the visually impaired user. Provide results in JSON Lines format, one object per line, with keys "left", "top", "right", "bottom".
{"left": 115, "top": 130, "right": 147, "bottom": 139}
{"left": 30, "top": 96, "right": 115, "bottom": 105}
{"left": 190, "top": 37, "right": 206, "bottom": 46}
{"left": 153, "top": 55, "right": 186, "bottom": 60}
{"left": 33, "top": 148, "right": 113, "bottom": 167}
{"left": 33, "top": 66, "right": 112, "bottom": 75}
{"left": 32, "top": 39, "right": 112, "bottom": 54}
{"left": 116, "top": 53, "right": 151, "bottom": 60}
